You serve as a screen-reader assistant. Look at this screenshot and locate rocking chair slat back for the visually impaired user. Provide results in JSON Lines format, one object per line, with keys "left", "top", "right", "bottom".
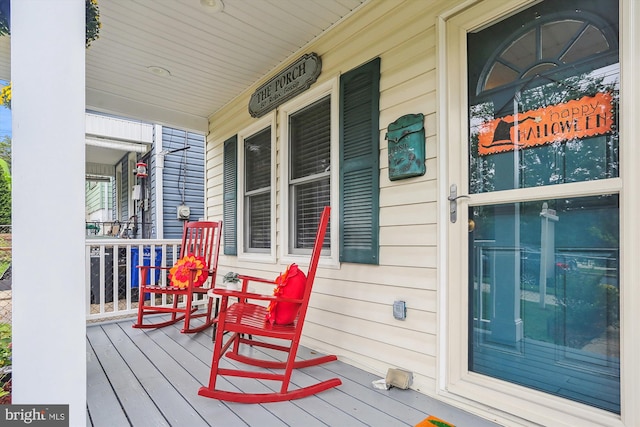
{"left": 132, "top": 220, "right": 222, "bottom": 333}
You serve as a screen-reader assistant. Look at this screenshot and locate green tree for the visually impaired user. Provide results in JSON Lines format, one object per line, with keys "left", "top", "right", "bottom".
{"left": 0, "top": 167, "right": 9, "bottom": 225}
{"left": 0, "top": 136, "right": 9, "bottom": 173}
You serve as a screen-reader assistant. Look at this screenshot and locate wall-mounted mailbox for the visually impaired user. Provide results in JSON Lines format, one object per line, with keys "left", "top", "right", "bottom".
{"left": 385, "top": 113, "right": 426, "bottom": 181}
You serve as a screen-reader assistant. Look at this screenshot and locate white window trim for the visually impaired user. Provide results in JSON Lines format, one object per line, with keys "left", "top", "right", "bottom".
{"left": 439, "top": 1, "right": 630, "bottom": 426}
{"left": 278, "top": 77, "right": 340, "bottom": 268}
{"left": 237, "top": 112, "right": 277, "bottom": 264}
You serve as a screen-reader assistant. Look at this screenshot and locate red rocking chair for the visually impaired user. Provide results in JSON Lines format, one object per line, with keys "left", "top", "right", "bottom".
{"left": 198, "top": 206, "right": 341, "bottom": 403}
{"left": 132, "top": 220, "right": 222, "bottom": 333}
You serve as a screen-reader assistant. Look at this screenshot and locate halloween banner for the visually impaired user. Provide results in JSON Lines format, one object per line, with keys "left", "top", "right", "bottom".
{"left": 477, "top": 92, "right": 614, "bottom": 156}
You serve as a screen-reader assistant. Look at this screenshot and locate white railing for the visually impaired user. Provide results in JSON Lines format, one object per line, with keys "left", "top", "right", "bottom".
{"left": 85, "top": 238, "right": 205, "bottom": 322}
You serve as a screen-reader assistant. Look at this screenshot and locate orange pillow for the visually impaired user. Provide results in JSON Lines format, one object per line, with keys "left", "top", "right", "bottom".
{"left": 168, "top": 254, "right": 209, "bottom": 289}
{"left": 266, "top": 264, "right": 306, "bottom": 325}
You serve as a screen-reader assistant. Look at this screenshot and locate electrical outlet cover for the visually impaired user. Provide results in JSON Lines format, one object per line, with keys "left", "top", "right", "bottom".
{"left": 393, "top": 300, "right": 406, "bottom": 320}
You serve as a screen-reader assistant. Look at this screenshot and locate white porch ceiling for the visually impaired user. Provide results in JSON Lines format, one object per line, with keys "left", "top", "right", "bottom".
{"left": 0, "top": 0, "right": 368, "bottom": 133}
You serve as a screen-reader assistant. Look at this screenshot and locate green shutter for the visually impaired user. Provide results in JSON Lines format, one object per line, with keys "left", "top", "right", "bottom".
{"left": 223, "top": 135, "right": 237, "bottom": 255}
{"left": 339, "top": 58, "right": 380, "bottom": 264}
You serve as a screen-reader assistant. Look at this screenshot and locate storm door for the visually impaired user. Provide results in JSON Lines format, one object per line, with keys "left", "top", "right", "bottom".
{"left": 452, "top": 0, "right": 621, "bottom": 414}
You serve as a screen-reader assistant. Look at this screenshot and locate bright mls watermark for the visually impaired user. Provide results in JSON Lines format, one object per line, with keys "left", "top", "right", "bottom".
{"left": 0, "top": 405, "right": 68, "bottom": 426}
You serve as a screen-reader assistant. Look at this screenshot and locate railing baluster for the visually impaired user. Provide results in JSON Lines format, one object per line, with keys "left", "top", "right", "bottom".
{"left": 85, "top": 238, "right": 182, "bottom": 322}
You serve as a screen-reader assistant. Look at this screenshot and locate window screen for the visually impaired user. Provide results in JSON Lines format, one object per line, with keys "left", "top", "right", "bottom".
{"left": 289, "top": 96, "right": 331, "bottom": 252}
{"left": 244, "top": 128, "right": 271, "bottom": 251}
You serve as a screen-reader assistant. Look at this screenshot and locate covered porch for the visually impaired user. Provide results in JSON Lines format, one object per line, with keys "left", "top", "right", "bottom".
{"left": 83, "top": 239, "right": 499, "bottom": 426}
{"left": 87, "top": 316, "right": 499, "bottom": 427}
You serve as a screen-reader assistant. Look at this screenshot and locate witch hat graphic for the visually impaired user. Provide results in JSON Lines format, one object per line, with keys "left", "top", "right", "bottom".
{"left": 483, "top": 115, "right": 541, "bottom": 149}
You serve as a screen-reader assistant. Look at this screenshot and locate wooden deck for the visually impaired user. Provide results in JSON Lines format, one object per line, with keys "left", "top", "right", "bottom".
{"left": 87, "top": 317, "right": 501, "bottom": 427}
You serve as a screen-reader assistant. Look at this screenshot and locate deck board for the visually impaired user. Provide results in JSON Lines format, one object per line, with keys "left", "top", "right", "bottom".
{"left": 87, "top": 316, "right": 502, "bottom": 426}
{"left": 87, "top": 325, "right": 169, "bottom": 426}
{"left": 86, "top": 337, "right": 130, "bottom": 427}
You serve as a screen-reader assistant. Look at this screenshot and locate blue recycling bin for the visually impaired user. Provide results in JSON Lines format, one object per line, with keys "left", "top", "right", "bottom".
{"left": 131, "top": 246, "right": 163, "bottom": 288}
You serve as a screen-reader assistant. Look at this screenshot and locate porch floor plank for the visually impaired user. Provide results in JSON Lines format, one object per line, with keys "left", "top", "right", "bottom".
{"left": 86, "top": 324, "right": 168, "bottom": 426}
{"left": 87, "top": 316, "right": 502, "bottom": 427}
{"left": 86, "top": 337, "right": 130, "bottom": 427}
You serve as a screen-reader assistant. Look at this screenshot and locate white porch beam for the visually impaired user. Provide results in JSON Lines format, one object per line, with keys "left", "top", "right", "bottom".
{"left": 85, "top": 136, "right": 149, "bottom": 153}
{"left": 86, "top": 87, "right": 209, "bottom": 134}
{"left": 11, "top": 0, "right": 86, "bottom": 425}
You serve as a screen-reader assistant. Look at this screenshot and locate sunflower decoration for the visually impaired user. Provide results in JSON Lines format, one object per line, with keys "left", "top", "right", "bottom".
{"left": 168, "top": 254, "right": 209, "bottom": 289}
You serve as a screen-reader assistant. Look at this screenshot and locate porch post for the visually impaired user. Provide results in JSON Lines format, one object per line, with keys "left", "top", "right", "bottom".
{"left": 11, "top": 0, "right": 86, "bottom": 425}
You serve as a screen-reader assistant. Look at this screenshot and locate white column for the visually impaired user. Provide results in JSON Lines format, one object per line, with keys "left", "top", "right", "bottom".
{"left": 154, "top": 124, "right": 164, "bottom": 238}
{"left": 11, "top": 1, "right": 86, "bottom": 425}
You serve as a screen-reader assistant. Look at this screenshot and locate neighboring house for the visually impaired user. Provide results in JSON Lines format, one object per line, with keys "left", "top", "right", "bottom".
{"left": 84, "top": 179, "right": 112, "bottom": 233}
{"left": 205, "top": 1, "right": 630, "bottom": 426}
{"left": 85, "top": 112, "right": 205, "bottom": 239}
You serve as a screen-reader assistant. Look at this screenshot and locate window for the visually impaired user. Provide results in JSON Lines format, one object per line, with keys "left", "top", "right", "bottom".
{"left": 238, "top": 114, "right": 276, "bottom": 261}
{"left": 280, "top": 79, "right": 338, "bottom": 263}
{"left": 223, "top": 62, "right": 379, "bottom": 265}
{"left": 243, "top": 129, "right": 271, "bottom": 252}
{"left": 289, "top": 96, "right": 331, "bottom": 253}
{"left": 476, "top": 12, "right": 617, "bottom": 95}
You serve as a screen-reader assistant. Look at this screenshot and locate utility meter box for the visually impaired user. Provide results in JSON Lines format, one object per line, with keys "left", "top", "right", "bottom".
{"left": 177, "top": 205, "right": 191, "bottom": 220}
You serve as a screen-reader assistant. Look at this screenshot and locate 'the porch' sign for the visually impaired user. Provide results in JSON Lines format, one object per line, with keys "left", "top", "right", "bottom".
{"left": 249, "top": 53, "right": 322, "bottom": 118}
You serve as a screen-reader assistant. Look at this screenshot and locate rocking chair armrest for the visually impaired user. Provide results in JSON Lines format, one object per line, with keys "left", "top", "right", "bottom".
{"left": 211, "top": 288, "right": 303, "bottom": 304}
{"left": 212, "top": 288, "right": 270, "bottom": 300}
{"left": 237, "top": 274, "right": 276, "bottom": 285}
{"left": 236, "top": 274, "right": 276, "bottom": 293}
{"left": 136, "top": 265, "right": 171, "bottom": 271}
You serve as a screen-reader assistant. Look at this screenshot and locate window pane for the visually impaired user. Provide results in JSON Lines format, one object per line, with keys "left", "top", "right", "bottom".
{"left": 294, "top": 179, "right": 330, "bottom": 250}
{"left": 290, "top": 97, "right": 331, "bottom": 180}
{"left": 243, "top": 128, "right": 271, "bottom": 252}
{"left": 469, "top": 195, "right": 620, "bottom": 413}
{"left": 245, "top": 129, "right": 271, "bottom": 193}
{"left": 500, "top": 29, "right": 536, "bottom": 69}
{"left": 561, "top": 25, "right": 610, "bottom": 64}
{"left": 246, "top": 192, "right": 270, "bottom": 250}
{"left": 541, "top": 20, "right": 584, "bottom": 59}
{"left": 470, "top": 64, "right": 619, "bottom": 193}
{"left": 289, "top": 95, "right": 331, "bottom": 252}
{"left": 484, "top": 62, "right": 520, "bottom": 91}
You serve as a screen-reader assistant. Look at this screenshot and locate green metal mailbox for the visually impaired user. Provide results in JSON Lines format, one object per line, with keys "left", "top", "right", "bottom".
{"left": 385, "top": 113, "right": 426, "bottom": 181}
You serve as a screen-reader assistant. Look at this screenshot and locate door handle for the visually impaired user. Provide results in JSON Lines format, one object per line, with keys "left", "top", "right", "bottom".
{"left": 448, "top": 184, "right": 470, "bottom": 223}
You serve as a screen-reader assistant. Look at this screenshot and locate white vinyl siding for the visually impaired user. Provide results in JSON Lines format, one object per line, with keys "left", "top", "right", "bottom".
{"left": 207, "top": 0, "right": 440, "bottom": 395}
{"left": 202, "top": 0, "right": 640, "bottom": 425}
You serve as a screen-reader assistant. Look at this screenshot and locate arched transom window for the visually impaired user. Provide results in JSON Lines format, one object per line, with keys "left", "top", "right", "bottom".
{"left": 478, "top": 12, "right": 618, "bottom": 95}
